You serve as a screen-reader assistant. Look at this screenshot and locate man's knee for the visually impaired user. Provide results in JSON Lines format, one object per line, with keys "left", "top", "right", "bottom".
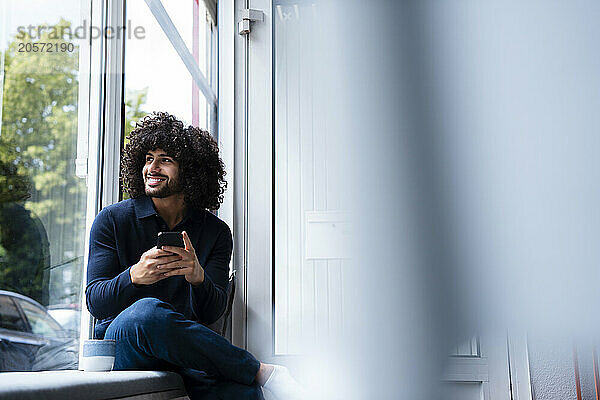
{"left": 106, "top": 297, "right": 172, "bottom": 338}
{"left": 130, "top": 297, "right": 172, "bottom": 318}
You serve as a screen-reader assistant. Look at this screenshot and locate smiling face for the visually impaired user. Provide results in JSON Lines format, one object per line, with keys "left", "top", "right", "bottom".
{"left": 142, "top": 149, "right": 182, "bottom": 198}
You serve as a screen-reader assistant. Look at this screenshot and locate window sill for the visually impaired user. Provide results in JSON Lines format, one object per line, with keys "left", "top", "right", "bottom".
{"left": 0, "top": 370, "right": 188, "bottom": 400}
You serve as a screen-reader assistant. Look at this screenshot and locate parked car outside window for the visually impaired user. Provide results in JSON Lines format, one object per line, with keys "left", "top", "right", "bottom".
{"left": 0, "top": 290, "right": 78, "bottom": 371}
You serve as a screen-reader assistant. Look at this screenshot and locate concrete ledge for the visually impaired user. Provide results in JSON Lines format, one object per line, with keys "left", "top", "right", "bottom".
{"left": 0, "top": 370, "right": 188, "bottom": 400}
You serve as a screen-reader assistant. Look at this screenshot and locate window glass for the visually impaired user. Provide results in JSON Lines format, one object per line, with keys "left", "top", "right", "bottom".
{"left": 0, "top": 295, "right": 26, "bottom": 332}
{"left": 17, "top": 299, "right": 64, "bottom": 338}
{"left": 0, "top": 0, "right": 88, "bottom": 370}
{"left": 124, "top": 0, "right": 211, "bottom": 132}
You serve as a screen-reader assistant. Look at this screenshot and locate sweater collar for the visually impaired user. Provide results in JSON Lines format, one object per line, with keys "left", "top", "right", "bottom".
{"left": 133, "top": 195, "right": 205, "bottom": 223}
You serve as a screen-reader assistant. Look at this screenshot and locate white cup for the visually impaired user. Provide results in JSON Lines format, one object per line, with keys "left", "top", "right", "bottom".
{"left": 80, "top": 339, "right": 116, "bottom": 372}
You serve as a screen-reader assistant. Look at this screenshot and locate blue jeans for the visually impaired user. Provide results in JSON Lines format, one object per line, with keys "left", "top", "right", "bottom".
{"left": 105, "top": 298, "right": 263, "bottom": 400}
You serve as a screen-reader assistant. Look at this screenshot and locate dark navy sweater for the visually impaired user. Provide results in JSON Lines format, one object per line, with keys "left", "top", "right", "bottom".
{"left": 85, "top": 196, "right": 232, "bottom": 339}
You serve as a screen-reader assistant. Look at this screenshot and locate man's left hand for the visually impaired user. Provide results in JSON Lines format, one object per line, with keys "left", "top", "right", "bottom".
{"left": 159, "top": 231, "right": 205, "bottom": 286}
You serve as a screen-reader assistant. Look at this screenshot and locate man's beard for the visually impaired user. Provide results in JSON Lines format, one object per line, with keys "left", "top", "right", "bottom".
{"left": 144, "top": 176, "right": 183, "bottom": 198}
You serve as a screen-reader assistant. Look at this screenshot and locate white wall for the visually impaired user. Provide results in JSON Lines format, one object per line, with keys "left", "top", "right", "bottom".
{"left": 420, "top": 1, "right": 600, "bottom": 397}
{"left": 225, "top": 0, "right": 600, "bottom": 398}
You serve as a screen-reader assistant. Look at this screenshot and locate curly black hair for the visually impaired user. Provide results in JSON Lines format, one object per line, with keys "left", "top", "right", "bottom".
{"left": 121, "top": 112, "right": 226, "bottom": 211}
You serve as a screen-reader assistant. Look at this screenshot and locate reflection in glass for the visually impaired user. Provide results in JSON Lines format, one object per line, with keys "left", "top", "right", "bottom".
{"left": 0, "top": 0, "right": 85, "bottom": 371}
{"left": 0, "top": 295, "right": 26, "bottom": 331}
{"left": 18, "top": 299, "right": 65, "bottom": 338}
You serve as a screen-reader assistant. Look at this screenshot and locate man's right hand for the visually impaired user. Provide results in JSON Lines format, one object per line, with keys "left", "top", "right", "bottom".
{"left": 130, "top": 247, "right": 183, "bottom": 285}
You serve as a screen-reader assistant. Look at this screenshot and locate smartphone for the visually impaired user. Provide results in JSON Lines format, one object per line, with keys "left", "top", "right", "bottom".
{"left": 157, "top": 232, "right": 185, "bottom": 249}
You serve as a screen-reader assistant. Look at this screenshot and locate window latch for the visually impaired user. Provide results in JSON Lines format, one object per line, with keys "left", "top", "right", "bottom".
{"left": 238, "top": 9, "right": 263, "bottom": 35}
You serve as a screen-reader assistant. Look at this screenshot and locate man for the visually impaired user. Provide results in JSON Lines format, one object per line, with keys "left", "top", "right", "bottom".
{"left": 86, "top": 112, "right": 300, "bottom": 400}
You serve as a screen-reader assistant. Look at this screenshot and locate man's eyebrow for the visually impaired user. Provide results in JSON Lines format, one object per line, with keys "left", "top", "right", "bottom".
{"left": 145, "top": 152, "right": 172, "bottom": 157}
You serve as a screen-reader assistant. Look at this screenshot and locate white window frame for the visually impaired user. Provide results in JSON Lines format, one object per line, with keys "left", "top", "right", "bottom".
{"left": 217, "top": 0, "right": 234, "bottom": 233}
